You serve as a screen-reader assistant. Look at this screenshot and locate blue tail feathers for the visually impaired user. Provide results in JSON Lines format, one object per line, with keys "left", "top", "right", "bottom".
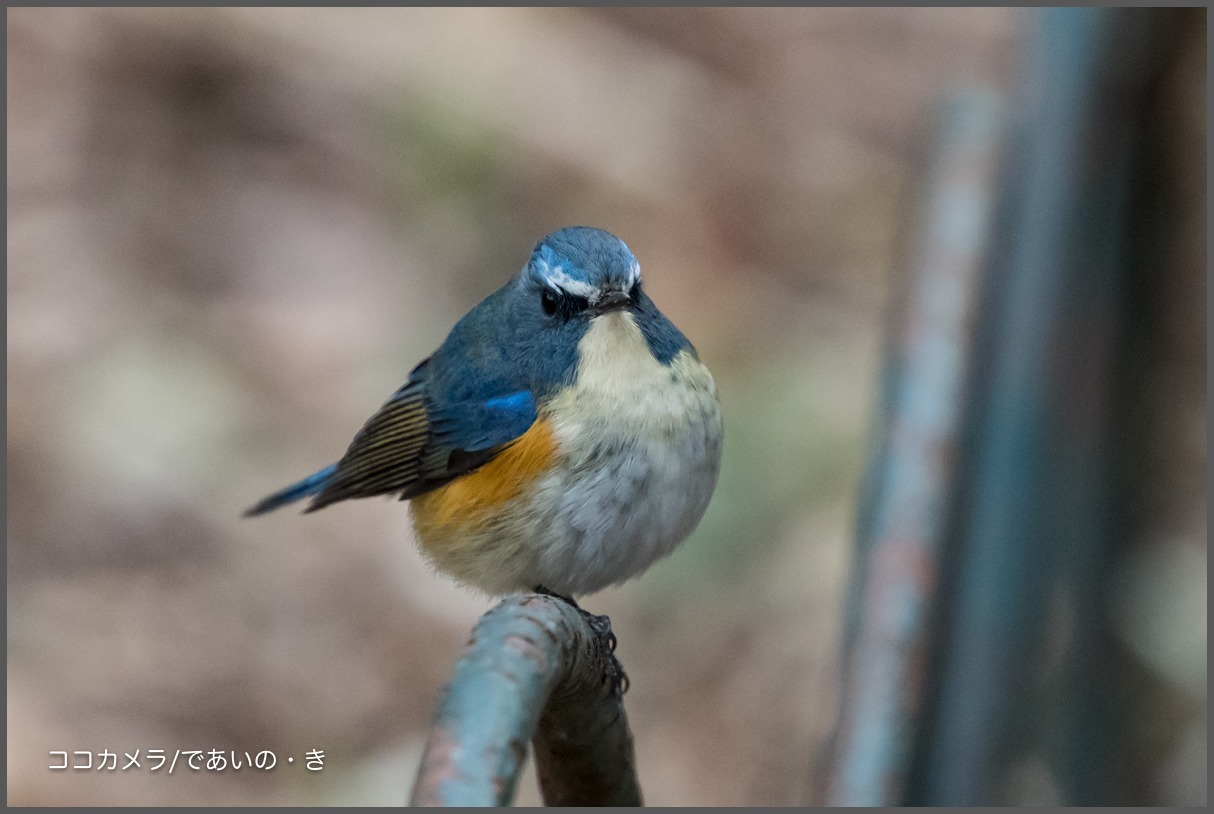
{"left": 244, "top": 464, "right": 338, "bottom": 517}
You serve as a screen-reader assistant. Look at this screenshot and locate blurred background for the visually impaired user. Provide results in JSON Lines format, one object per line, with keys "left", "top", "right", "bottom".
{"left": 7, "top": 8, "right": 1204, "bottom": 806}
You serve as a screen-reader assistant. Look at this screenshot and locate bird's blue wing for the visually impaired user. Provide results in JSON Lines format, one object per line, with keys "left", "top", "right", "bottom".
{"left": 305, "top": 357, "right": 539, "bottom": 511}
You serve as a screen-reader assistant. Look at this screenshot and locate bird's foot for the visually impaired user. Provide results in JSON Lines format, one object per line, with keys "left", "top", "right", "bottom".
{"left": 582, "top": 609, "right": 629, "bottom": 698}
{"left": 533, "top": 585, "right": 629, "bottom": 698}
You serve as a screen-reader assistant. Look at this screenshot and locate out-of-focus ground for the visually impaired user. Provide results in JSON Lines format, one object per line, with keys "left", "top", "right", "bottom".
{"left": 6, "top": 7, "right": 1203, "bottom": 806}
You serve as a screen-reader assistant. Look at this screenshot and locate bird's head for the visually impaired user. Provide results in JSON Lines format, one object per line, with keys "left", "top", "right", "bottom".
{"left": 521, "top": 226, "right": 642, "bottom": 319}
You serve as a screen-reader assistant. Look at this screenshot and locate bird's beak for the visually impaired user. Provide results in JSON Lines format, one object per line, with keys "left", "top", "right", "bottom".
{"left": 590, "top": 290, "right": 631, "bottom": 315}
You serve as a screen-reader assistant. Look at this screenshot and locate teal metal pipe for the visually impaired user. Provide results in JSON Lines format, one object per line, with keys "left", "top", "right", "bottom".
{"left": 911, "top": 7, "right": 1173, "bottom": 805}
{"left": 409, "top": 593, "right": 641, "bottom": 806}
{"left": 824, "top": 88, "right": 1006, "bottom": 806}
{"left": 828, "top": 6, "right": 1178, "bottom": 805}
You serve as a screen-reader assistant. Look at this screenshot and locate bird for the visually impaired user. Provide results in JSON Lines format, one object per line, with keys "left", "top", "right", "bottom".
{"left": 246, "top": 226, "right": 723, "bottom": 614}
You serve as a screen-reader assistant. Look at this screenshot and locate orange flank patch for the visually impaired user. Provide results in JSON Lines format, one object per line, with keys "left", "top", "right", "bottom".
{"left": 410, "top": 417, "right": 557, "bottom": 543}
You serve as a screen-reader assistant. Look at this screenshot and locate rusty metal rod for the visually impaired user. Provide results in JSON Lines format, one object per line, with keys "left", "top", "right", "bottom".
{"left": 409, "top": 593, "right": 642, "bottom": 806}
{"left": 913, "top": 8, "right": 1173, "bottom": 804}
{"left": 824, "top": 87, "right": 1005, "bottom": 806}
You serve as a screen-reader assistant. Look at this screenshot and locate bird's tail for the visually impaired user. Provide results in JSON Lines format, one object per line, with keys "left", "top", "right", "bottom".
{"left": 244, "top": 463, "right": 338, "bottom": 517}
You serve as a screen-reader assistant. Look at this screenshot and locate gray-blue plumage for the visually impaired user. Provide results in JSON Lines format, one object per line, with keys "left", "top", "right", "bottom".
{"left": 245, "top": 226, "right": 694, "bottom": 516}
{"left": 247, "top": 226, "right": 724, "bottom": 599}
{"left": 525, "top": 226, "right": 640, "bottom": 294}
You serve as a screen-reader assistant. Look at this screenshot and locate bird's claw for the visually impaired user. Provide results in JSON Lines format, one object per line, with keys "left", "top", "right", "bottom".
{"left": 532, "top": 586, "right": 629, "bottom": 697}
{"left": 580, "top": 609, "right": 629, "bottom": 698}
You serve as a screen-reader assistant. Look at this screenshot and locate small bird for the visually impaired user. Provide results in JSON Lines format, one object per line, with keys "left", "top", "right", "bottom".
{"left": 247, "top": 226, "right": 723, "bottom": 608}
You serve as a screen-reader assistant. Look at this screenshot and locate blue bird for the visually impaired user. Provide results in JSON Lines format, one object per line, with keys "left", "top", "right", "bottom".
{"left": 247, "top": 226, "right": 723, "bottom": 604}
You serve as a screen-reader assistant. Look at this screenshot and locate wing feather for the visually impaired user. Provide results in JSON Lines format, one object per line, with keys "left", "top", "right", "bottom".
{"left": 307, "top": 357, "right": 540, "bottom": 511}
{"left": 308, "top": 383, "right": 432, "bottom": 509}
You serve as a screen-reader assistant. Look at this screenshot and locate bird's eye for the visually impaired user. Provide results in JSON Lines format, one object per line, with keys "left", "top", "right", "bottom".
{"left": 628, "top": 282, "right": 641, "bottom": 306}
{"left": 540, "top": 287, "right": 591, "bottom": 319}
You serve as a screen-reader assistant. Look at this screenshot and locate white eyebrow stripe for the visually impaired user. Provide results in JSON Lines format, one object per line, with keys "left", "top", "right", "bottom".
{"left": 536, "top": 260, "right": 599, "bottom": 300}
{"left": 628, "top": 259, "right": 642, "bottom": 286}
